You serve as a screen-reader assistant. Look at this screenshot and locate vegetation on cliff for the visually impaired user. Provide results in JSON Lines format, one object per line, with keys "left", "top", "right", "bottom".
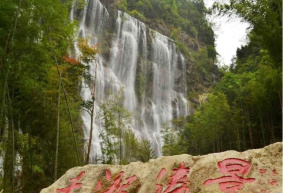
{"left": 102, "top": 0, "right": 219, "bottom": 100}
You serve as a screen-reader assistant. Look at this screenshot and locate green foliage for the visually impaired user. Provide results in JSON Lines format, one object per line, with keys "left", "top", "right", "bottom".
{"left": 136, "top": 73, "right": 146, "bottom": 99}
{"left": 161, "top": 125, "right": 181, "bottom": 156}
{"left": 116, "top": 0, "right": 128, "bottom": 11}
{"left": 135, "top": 0, "right": 153, "bottom": 15}
{"left": 176, "top": 42, "right": 189, "bottom": 57}
{"left": 166, "top": 45, "right": 281, "bottom": 156}
{"left": 0, "top": 0, "right": 84, "bottom": 192}
{"left": 207, "top": 46, "right": 217, "bottom": 60}
{"left": 213, "top": 0, "right": 282, "bottom": 71}
{"left": 115, "top": 0, "right": 215, "bottom": 45}
{"left": 33, "top": 165, "right": 44, "bottom": 174}
{"left": 98, "top": 90, "right": 155, "bottom": 164}
{"left": 183, "top": 92, "right": 235, "bottom": 154}
{"left": 75, "top": 0, "right": 86, "bottom": 9}
{"left": 160, "top": 0, "right": 282, "bottom": 156}
{"left": 129, "top": 10, "right": 146, "bottom": 22}
{"left": 164, "top": 0, "right": 282, "bottom": 155}
{"left": 77, "top": 38, "right": 100, "bottom": 63}
{"left": 136, "top": 137, "right": 155, "bottom": 162}
{"left": 187, "top": 47, "right": 218, "bottom": 95}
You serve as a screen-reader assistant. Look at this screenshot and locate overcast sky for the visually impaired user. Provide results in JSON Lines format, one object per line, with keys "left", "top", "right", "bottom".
{"left": 203, "top": 0, "right": 250, "bottom": 66}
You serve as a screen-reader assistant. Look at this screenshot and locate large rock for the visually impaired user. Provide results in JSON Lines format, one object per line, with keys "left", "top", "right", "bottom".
{"left": 41, "top": 143, "right": 282, "bottom": 193}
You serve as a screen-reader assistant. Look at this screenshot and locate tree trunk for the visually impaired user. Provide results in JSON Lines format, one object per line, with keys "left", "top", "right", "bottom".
{"left": 236, "top": 124, "right": 241, "bottom": 151}
{"left": 7, "top": 86, "right": 15, "bottom": 193}
{"left": 212, "top": 140, "right": 215, "bottom": 153}
{"left": 269, "top": 115, "right": 275, "bottom": 143}
{"left": 60, "top": 75, "right": 81, "bottom": 165}
{"left": 227, "top": 125, "right": 232, "bottom": 150}
{"left": 0, "top": 73, "right": 8, "bottom": 137}
{"left": 54, "top": 82, "right": 61, "bottom": 181}
{"left": 119, "top": 113, "right": 122, "bottom": 164}
{"left": 86, "top": 101, "right": 94, "bottom": 164}
{"left": 49, "top": 42, "right": 81, "bottom": 165}
{"left": 246, "top": 109, "right": 254, "bottom": 149}
{"left": 242, "top": 112, "right": 246, "bottom": 150}
{"left": 86, "top": 61, "right": 98, "bottom": 164}
{"left": 220, "top": 135, "right": 223, "bottom": 152}
{"left": 259, "top": 110, "right": 266, "bottom": 146}
{"left": 278, "top": 93, "right": 282, "bottom": 109}
{"left": 28, "top": 133, "right": 33, "bottom": 179}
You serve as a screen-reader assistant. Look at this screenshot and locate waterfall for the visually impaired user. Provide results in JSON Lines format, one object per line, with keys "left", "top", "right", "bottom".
{"left": 72, "top": 0, "right": 189, "bottom": 162}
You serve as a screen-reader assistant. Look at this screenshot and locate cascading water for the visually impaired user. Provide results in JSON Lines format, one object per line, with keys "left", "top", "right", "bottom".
{"left": 72, "top": 0, "right": 189, "bottom": 162}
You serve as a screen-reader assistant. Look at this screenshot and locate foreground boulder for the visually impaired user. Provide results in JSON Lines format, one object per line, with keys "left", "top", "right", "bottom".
{"left": 41, "top": 143, "right": 282, "bottom": 193}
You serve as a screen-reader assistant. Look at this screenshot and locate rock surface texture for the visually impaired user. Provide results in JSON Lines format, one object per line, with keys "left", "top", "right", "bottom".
{"left": 41, "top": 143, "right": 282, "bottom": 193}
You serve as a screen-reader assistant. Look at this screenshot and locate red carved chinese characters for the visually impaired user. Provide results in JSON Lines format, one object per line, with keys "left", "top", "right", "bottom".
{"left": 258, "top": 167, "right": 280, "bottom": 186}
{"left": 261, "top": 188, "right": 271, "bottom": 193}
{"left": 95, "top": 169, "right": 137, "bottom": 193}
{"left": 268, "top": 179, "right": 278, "bottom": 186}
{"left": 260, "top": 169, "right": 267, "bottom": 176}
{"left": 203, "top": 158, "right": 255, "bottom": 193}
{"left": 155, "top": 162, "right": 190, "bottom": 193}
{"left": 56, "top": 171, "right": 85, "bottom": 193}
{"left": 272, "top": 168, "right": 278, "bottom": 176}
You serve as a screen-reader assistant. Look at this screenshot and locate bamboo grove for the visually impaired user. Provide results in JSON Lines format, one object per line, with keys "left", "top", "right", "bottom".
{"left": 0, "top": 0, "right": 86, "bottom": 192}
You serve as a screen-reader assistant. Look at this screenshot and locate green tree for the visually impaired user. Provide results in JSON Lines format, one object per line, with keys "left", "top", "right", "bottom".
{"left": 0, "top": 0, "right": 84, "bottom": 192}
{"left": 98, "top": 90, "right": 155, "bottom": 164}
{"left": 78, "top": 38, "right": 100, "bottom": 164}
{"left": 213, "top": 0, "right": 282, "bottom": 73}
{"left": 98, "top": 90, "right": 131, "bottom": 164}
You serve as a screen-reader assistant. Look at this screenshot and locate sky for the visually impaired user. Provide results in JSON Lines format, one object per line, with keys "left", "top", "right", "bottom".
{"left": 203, "top": 0, "right": 250, "bottom": 66}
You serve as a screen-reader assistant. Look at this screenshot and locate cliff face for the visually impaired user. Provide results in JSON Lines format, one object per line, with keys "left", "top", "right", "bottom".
{"left": 72, "top": 0, "right": 219, "bottom": 160}
{"left": 41, "top": 143, "right": 282, "bottom": 192}
{"left": 99, "top": 0, "right": 219, "bottom": 96}
{"left": 71, "top": 0, "right": 222, "bottom": 162}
